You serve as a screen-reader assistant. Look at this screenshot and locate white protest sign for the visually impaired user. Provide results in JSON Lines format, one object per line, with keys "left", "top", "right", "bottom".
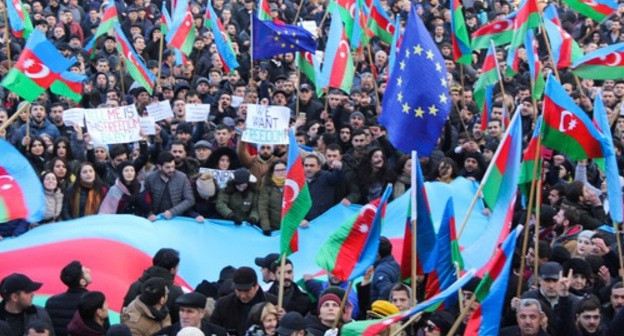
{"left": 140, "top": 117, "right": 156, "bottom": 135}
{"left": 62, "top": 108, "right": 85, "bottom": 127}
{"left": 302, "top": 20, "right": 318, "bottom": 38}
{"left": 185, "top": 104, "right": 211, "bottom": 122}
{"left": 231, "top": 95, "right": 244, "bottom": 108}
{"left": 198, "top": 168, "right": 235, "bottom": 189}
{"left": 241, "top": 104, "right": 290, "bottom": 144}
{"left": 146, "top": 100, "right": 174, "bottom": 121}
{"left": 84, "top": 105, "right": 142, "bottom": 144}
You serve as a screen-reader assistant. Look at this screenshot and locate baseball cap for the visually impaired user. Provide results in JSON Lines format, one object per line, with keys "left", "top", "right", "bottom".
{"left": 539, "top": 261, "right": 562, "bottom": 280}
{"left": 0, "top": 274, "right": 43, "bottom": 296}
{"left": 255, "top": 253, "right": 280, "bottom": 269}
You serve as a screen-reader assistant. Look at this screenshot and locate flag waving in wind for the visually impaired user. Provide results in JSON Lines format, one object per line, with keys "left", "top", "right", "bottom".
{"left": 6, "top": 0, "right": 33, "bottom": 39}
{"left": 379, "top": 5, "right": 451, "bottom": 156}
{"left": 115, "top": 24, "right": 155, "bottom": 94}
{"left": 167, "top": 4, "right": 196, "bottom": 55}
{"left": 471, "top": 12, "right": 516, "bottom": 49}
{"left": 316, "top": 185, "right": 393, "bottom": 281}
{"left": 543, "top": 4, "right": 583, "bottom": 69}
{"left": 205, "top": 1, "right": 239, "bottom": 74}
{"left": 450, "top": 0, "right": 471, "bottom": 64}
{"left": 571, "top": 42, "right": 624, "bottom": 80}
{"left": 251, "top": 16, "right": 317, "bottom": 60}
{"left": 563, "top": 0, "right": 617, "bottom": 22}
{"left": 280, "top": 130, "right": 312, "bottom": 256}
{"left": 320, "top": 9, "right": 355, "bottom": 94}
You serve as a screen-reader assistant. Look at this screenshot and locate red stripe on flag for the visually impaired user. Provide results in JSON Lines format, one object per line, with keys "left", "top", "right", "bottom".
{"left": 494, "top": 136, "right": 511, "bottom": 174}
{"left": 0, "top": 167, "right": 28, "bottom": 220}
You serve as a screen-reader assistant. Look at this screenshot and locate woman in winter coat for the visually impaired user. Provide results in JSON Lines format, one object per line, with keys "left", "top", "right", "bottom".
{"left": 245, "top": 302, "right": 278, "bottom": 336}
{"left": 31, "top": 172, "right": 64, "bottom": 227}
{"left": 216, "top": 168, "right": 259, "bottom": 225}
{"left": 257, "top": 160, "right": 287, "bottom": 235}
{"left": 99, "top": 161, "right": 151, "bottom": 216}
{"left": 62, "top": 162, "right": 108, "bottom": 220}
{"left": 392, "top": 154, "right": 412, "bottom": 200}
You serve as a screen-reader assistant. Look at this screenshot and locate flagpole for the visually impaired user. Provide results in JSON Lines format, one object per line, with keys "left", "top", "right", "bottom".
{"left": 456, "top": 262, "right": 465, "bottom": 312}
{"left": 540, "top": 23, "right": 561, "bottom": 82}
{"left": 446, "top": 295, "right": 478, "bottom": 336}
{"left": 292, "top": 0, "right": 304, "bottom": 24}
{"left": 156, "top": 32, "right": 164, "bottom": 87}
{"left": 249, "top": 11, "right": 255, "bottom": 90}
{"left": 25, "top": 109, "right": 30, "bottom": 151}
{"left": 331, "top": 280, "right": 353, "bottom": 329}
{"left": 490, "top": 40, "right": 508, "bottom": 111}
{"left": 0, "top": 102, "right": 29, "bottom": 132}
{"left": 277, "top": 253, "right": 286, "bottom": 311}
{"left": 318, "top": 8, "right": 330, "bottom": 33}
{"left": 615, "top": 223, "right": 624, "bottom": 280}
{"left": 410, "top": 150, "right": 418, "bottom": 307}
{"left": 515, "top": 136, "right": 542, "bottom": 298}
{"left": 457, "top": 110, "right": 522, "bottom": 239}
{"left": 296, "top": 62, "right": 301, "bottom": 117}
{"left": 533, "top": 177, "right": 542, "bottom": 287}
{"left": 4, "top": 1, "right": 11, "bottom": 69}
{"left": 388, "top": 312, "right": 423, "bottom": 336}
{"left": 367, "top": 45, "right": 382, "bottom": 111}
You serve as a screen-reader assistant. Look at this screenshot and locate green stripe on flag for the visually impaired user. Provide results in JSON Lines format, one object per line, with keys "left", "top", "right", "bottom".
{"left": 315, "top": 212, "right": 357, "bottom": 272}
{"left": 1, "top": 69, "right": 46, "bottom": 102}
{"left": 541, "top": 123, "right": 594, "bottom": 160}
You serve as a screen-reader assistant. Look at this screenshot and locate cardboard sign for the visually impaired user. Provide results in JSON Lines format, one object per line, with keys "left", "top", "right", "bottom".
{"left": 241, "top": 104, "right": 290, "bottom": 144}
{"left": 62, "top": 108, "right": 85, "bottom": 127}
{"left": 146, "top": 101, "right": 174, "bottom": 121}
{"left": 139, "top": 117, "right": 156, "bottom": 135}
{"left": 185, "top": 104, "right": 211, "bottom": 122}
{"left": 84, "top": 105, "right": 141, "bottom": 144}
{"left": 198, "top": 168, "right": 235, "bottom": 189}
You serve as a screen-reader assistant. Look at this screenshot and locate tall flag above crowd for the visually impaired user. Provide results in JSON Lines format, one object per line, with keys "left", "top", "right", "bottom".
{"left": 167, "top": 3, "right": 196, "bottom": 55}
{"left": 379, "top": 5, "right": 451, "bottom": 156}
{"left": 450, "top": 0, "right": 471, "bottom": 64}
{"left": 115, "top": 24, "right": 156, "bottom": 94}
{"left": 6, "top": 0, "right": 33, "bottom": 39}
{"left": 319, "top": 7, "right": 355, "bottom": 94}
{"left": 205, "top": 1, "right": 240, "bottom": 74}
{"left": 572, "top": 42, "right": 624, "bottom": 80}
{"left": 563, "top": 0, "right": 617, "bottom": 22}
{"left": 251, "top": 16, "right": 317, "bottom": 60}
{"left": 543, "top": 4, "right": 583, "bottom": 69}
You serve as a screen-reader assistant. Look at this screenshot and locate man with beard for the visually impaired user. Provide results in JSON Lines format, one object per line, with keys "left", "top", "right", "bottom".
{"left": 237, "top": 140, "right": 280, "bottom": 183}
{"left": 170, "top": 141, "right": 200, "bottom": 176}
{"left": 144, "top": 152, "right": 195, "bottom": 222}
{"left": 602, "top": 282, "right": 624, "bottom": 326}
{"left": 11, "top": 103, "right": 60, "bottom": 145}
{"left": 343, "top": 129, "right": 368, "bottom": 171}
{"left": 267, "top": 260, "right": 312, "bottom": 316}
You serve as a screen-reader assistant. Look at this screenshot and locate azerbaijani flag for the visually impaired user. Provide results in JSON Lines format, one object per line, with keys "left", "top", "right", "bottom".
{"left": 518, "top": 116, "right": 543, "bottom": 198}
{"left": 464, "top": 226, "right": 523, "bottom": 336}
{"left": 161, "top": 2, "right": 172, "bottom": 35}
{"left": 401, "top": 154, "right": 437, "bottom": 280}
{"left": 320, "top": 7, "right": 355, "bottom": 94}
{"left": 425, "top": 199, "right": 464, "bottom": 306}
{"left": 329, "top": 0, "right": 356, "bottom": 43}
{"left": 0, "top": 139, "right": 45, "bottom": 223}
{"left": 505, "top": 46, "right": 520, "bottom": 77}
{"left": 563, "top": 0, "right": 617, "bottom": 22}
{"left": 297, "top": 51, "right": 323, "bottom": 96}
{"left": 543, "top": 4, "right": 583, "bottom": 69}
{"left": 594, "top": 91, "right": 622, "bottom": 222}
{"left": 367, "top": 0, "right": 395, "bottom": 45}
{"left": 280, "top": 129, "right": 312, "bottom": 256}
{"left": 257, "top": 0, "right": 273, "bottom": 21}
{"left": 167, "top": 4, "right": 195, "bottom": 55}
{"left": 541, "top": 75, "right": 611, "bottom": 160}
{"left": 316, "top": 185, "right": 393, "bottom": 281}
{"left": 1, "top": 29, "right": 81, "bottom": 102}
{"left": 478, "top": 85, "right": 494, "bottom": 131}
{"left": 388, "top": 15, "right": 402, "bottom": 77}
{"left": 471, "top": 12, "right": 515, "bottom": 49}
{"left": 474, "top": 42, "right": 500, "bottom": 123}
{"left": 205, "top": 1, "right": 240, "bottom": 74}
{"left": 526, "top": 30, "right": 545, "bottom": 100}
{"left": 341, "top": 270, "right": 476, "bottom": 336}
{"left": 509, "top": 0, "right": 541, "bottom": 49}
{"left": 51, "top": 71, "right": 85, "bottom": 102}
{"left": 482, "top": 109, "right": 523, "bottom": 210}
{"left": 114, "top": 24, "right": 155, "bottom": 94}
{"left": 571, "top": 42, "right": 624, "bottom": 80}
{"left": 6, "top": 0, "right": 33, "bottom": 39}
{"left": 93, "top": 0, "right": 118, "bottom": 41}
{"left": 450, "top": 0, "right": 472, "bottom": 64}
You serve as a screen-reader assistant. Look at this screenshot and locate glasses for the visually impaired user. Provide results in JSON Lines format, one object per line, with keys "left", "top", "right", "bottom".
{"left": 274, "top": 168, "right": 287, "bottom": 173}
{"left": 425, "top": 322, "right": 440, "bottom": 332}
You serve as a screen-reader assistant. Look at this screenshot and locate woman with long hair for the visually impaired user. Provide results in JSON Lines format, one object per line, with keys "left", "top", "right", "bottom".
{"left": 53, "top": 136, "right": 85, "bottom": 174}
{"left": 245, "top": 302, "right": 278, "bottom": 336}
{"left": 392, "top": 154, "right": 412, "bottom": 200}
{"left": 257, "top": 160, "right": 287, "bottom": 235}
{"left": 99, "top": 161, "right": 150, "bottom": 216}
{"left": 31, "top": 172, "right": 64, "bottom": 227}
{"left": 22, "top": 136, "right": 50, "bottom": 175}
{"left": 357, "top": 147, "right": 394, "bottom": 203}
{"left": 48, "top": 157, "right": 76, "bottom": 193}
{"left": 62, "top": 162, "right": 108, "bottom": 219}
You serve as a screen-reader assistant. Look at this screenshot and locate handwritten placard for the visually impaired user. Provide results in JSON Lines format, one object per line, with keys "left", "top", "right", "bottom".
{"left": 241, "top": 104, "right": 290, "bottom": 144}
{"left": 62, "top": 108, "right": 85, "bottom": 127}
{"left": 139, "top": 116, "right": 156, "bottom": 135}
{"left": 185, "top": 104, "right": 211, "bottom": 122}
{"left": 198, "top": 168, "right": 235, "bottom": 189}
{"left": 146, "top": 100, "right": 174, "bottom": 121}
{"left": 84, "top": 105, "right": 141, "bottom": 144}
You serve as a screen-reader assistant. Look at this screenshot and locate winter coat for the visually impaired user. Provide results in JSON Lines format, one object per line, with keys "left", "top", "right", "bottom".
{"left": 121, "top": 298, "right": 171, "bottom": 336}
{"left": 257, "top": 179, "right": 283, "bottom": 231}
{"left": 45, "top": 287, "right": 88, "bottom": 336}
{"left": 215, "top": 182, "right": 259, "bottom": 221}
{"left": 211, "top": 288, "right": 277, "bottom": 335}
{"left": 43, "top": 189, "right": 64, "bottom": 222}
{"left": 67, "top": 311, "right": 106, "bottom": 336}
{"left": 122, "top": 266, "right": 183, "bottom": 324}
{"left": 0, "top": 301, "right": 55, "bottom": 336}
{"left": 144, "top": 170, "right": 195, "bottom": 216}
{"left": 306, "top": 169, "right": 341, "bottom": 220}
{"left": 98, "top": 179, "right": 151, "bottom": 216}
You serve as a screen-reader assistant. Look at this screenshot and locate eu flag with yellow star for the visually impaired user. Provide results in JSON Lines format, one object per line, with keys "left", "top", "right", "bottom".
{"left": 252, "top": 16, "right": 317, "bottom": 60}
{"left": 379, "top": 5, "right": 451, "bottom": 156}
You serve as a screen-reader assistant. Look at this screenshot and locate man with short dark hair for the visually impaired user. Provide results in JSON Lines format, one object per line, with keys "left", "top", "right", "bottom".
{"left": 301, "top": 154, "right": 341, "bottom": 225}
{"left": 123, "top": 248, "right": 184, "bottom": 323}
{"left": 267, "top": 260, "right": 312, "bottom": 315}
{"left": 211, "top": 267, "right": 277, "bottom": 334}
{"left": 122, "top": 278, "right": 171, "bottom": 336}
{"left": 0, "top": 274, "right": 54, "bottom": 336}
{"left": 67, "top": 291, "right": 108, "bottom": 335}
{"left": 45, "top": 261, "right": 91, "bottom": 336}
{"left": 370, "top": 237, "right": 400, "bottom": 301}
{"left": 500, "top": 299, "right": 548, "bottom": 336}
{"left": 155, "top": 292, "right": 226, "bottom": 336}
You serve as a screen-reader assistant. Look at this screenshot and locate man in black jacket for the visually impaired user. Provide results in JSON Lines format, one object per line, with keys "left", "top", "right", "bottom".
{"left": 154, "top": 292, "right": 226, "bottom": 336}
{"left": 45, "top": 261, "right": 91, "bottom": 336}
{"left": 267, "top": 260, "right": 312, "bottom": 316}
{"left": 0, "top": 274, "right": 54, "bottom": 336}
{"left": 211, "top": 267, "right": 277, "bottom": 335}
{"left": 122, "top": 248, "right": 183, "bottom": 323}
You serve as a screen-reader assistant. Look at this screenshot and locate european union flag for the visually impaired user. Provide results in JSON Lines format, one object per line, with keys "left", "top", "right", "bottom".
{"left": 252, "top": 16, "right": 317, "bottom": 60}
{"left": 379, "top": 5, "right": 451, "bottom": 157}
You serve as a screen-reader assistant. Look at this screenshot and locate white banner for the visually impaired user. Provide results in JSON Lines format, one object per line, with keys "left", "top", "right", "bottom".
{"left": 241, "top": 104, "right": 290, "bottom": 144}
{"left": 62, "top": 108, "right": 85, "bottom": 127}
{"left": 185, "top": 104, "right": 211, "bottom": 122}
{"left": 84, "top": 105, "right": 142, "bottom": 144}
{"left": 198, "top": 168, "right": 235, "bottom": 189}
{"left": 146, "top": 100, "right": 174, "bottom": 121}
{"left": 139, "top": 116, "right": 156, "bottom": 135}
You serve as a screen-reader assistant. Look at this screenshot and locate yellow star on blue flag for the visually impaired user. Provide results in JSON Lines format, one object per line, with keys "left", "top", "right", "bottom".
{"left": 379, "top": 5, "right": 451, "bottom": 156}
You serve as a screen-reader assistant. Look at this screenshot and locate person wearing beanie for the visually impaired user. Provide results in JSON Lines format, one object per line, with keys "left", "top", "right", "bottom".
{"left": 121, "top": 278, "right": 172, "bottom": 336}
{"left": 98, "top": 161, "right": 151, "bottom": 216}
{"left": 304, "top": 292, "right": 342, "bottom": 336}
{"left": 421, "top": 310, "right": 454, "bottom": 336}
{"left": 45, "top": 261, "right": 92, "bottom": 336}
{"left": 563, "top": 258, "right": 594, "bottom": 296}
{"left": 366, "top": 300, "right": 399, "bottom": 319}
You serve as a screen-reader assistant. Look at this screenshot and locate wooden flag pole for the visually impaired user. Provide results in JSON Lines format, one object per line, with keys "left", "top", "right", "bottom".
{"left": 533, "top": 177, "right": 543, "bottom": 286}
{"left": 331, "top": 280, "right": 353, "bottom": 329}
{"left": 277, "top": 253, "right": 287, "bottom": 311}
{"left": 615, "top": 223, "right": 624, "bottom": 280}
{"left": 446, "top": 295, "right": 478, "bottom": 336}
{"left": 0, "top": 102, "right": 30, "bottom": 132}
{"left": 540, "top": 23, "right": 561, "bottom": 82}
{"left": 389, "top": 312, "right": 423, "bottom": 336}
{"left": 367, "top": 44, "right": 382, "bottom": 110}
{"left": 156, "top": 31, "right": 165, "bottom": 87}
{"left": 3, "top": 0, "right": 11, "bottom": 69}
{"left": 25, "top": 109, "right": 30, "bottom": 151}
{"left": 457, "top": 111, "right": 522, "bottom": 239}
{"left": 249, "top": 11, "right": 255, "bottom": 90}
{"left": 292, "top": 0, "right": 304, "bottom": 24}
{"left": 516, "top": 136, "right": 542, "bottom": 298}
{"left": 410, "top": 151, "right": 418, "bottom": 306}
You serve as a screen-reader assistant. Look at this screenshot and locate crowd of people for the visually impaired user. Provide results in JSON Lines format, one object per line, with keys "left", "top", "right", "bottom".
{"left": 2, "top": 0, "right": 624, "bottom": 334}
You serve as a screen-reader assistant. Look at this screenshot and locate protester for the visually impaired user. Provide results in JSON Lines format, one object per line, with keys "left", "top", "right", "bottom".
{"left": 45, "top": 261, "right": 91, "bottom": 336}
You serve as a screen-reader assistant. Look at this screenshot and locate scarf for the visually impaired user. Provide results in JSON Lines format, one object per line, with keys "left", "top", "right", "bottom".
{"left": 71, "top": 181, "right": 103, "bottom": 217}
{"left": 147, "top": 305, "right": 169, "bottom": 322}
{"left": 272, "top": 176, "right": 285, "bottom": 187}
